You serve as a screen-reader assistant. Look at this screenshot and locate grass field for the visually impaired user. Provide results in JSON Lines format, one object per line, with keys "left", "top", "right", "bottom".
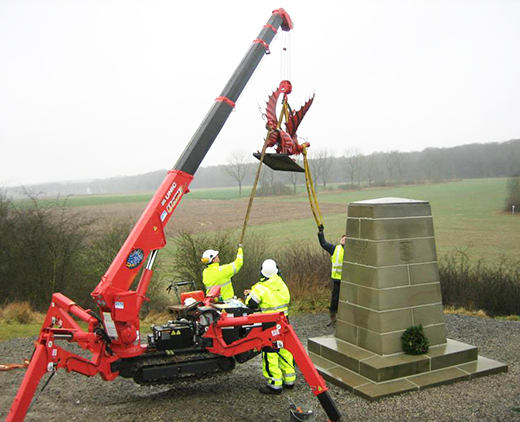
{"left": 174, "top": 178, "right": 519, "bottom": 264}
{"left": 270, "top": 178, "right": 519, "bottom": 264}
{"left": 2, "top": 178, "right": 518, "bottom": 340}
{"left": 16, "top": 192, "right": 155, "bottom": 208}
{"left": 0, "top": 315, "right": 161, "bottom": 341}
{"left": 15, "top": 186, "right": 251, "bottom": 207}
{"left": 17, "top": 178, "right": 519, "bottom": 264}
{"left": 0, "top": 322, "right": 43, "bottom": 342}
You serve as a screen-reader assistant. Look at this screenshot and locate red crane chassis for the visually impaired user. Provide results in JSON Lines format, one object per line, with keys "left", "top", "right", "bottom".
{"left": 7, "top": 8, "right": 341, "bottom": 422}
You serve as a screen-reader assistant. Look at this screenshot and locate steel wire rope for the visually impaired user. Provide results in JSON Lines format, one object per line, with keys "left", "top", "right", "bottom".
{"left": 280, "top": 31, "right": 291, "bottom": 81}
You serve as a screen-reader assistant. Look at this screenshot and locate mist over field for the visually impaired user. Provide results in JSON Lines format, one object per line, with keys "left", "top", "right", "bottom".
{"left": 4, "top": 139, "right": 520, "bottom": 199}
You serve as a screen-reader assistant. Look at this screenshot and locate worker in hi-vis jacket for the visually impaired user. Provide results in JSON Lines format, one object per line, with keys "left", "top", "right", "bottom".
{"left": 317, "top": 225, "right": 345, "bottom": 326}
{"left": 201, "top": 245, "right": 243, "bottom": 300}
{"left": 244, "top": 259, "right": 296, "bottom": 395}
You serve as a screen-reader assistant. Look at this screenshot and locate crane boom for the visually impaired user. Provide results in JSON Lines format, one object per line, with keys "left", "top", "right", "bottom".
{"left": 175, "top": 8, "right": 293, "bottom": 175}
{"left": 91, "top": 8, "right": 293, "bottom": 358}
{"left": 7, "top": 9, "right": 294, "bottom": 421}
{"left": 7, "top": 9, "right": 343, "bottom": 419}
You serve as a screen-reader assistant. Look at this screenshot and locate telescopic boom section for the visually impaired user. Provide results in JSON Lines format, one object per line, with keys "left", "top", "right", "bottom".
{"left": 91, "top": 8, "right": 293, "bottom": 357}
{"left": 174, "top": 8, "right": 292, "bottom": 176}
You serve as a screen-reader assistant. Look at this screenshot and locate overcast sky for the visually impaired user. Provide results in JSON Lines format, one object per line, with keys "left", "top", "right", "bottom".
{"left": 1, "top": 0, "right": 519, "bottom": 187}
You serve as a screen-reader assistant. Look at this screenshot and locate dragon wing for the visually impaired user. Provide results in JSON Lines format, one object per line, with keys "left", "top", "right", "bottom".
{"left": 285, "top": 94, "right": 315, "bottom": 137}
{"left": 265, "top": 87, "right": 282, "bottom": 130}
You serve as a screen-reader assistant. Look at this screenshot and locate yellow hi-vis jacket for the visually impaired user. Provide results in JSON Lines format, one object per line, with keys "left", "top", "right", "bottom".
{"left": 202, "top": 247, "right": 243, "bottom": 300}
{"left": 331, "top": 245, "right": 344, "bottom": 280}
{"left": 246, "top": 274, "right": 290, "bottom": 316}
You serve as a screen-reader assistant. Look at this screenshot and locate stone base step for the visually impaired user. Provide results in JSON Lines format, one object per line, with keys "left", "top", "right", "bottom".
{"left": 309, "top": 336, "right": 481, "bottom": 382}
{"left": 308, "top": 339, "right": 507, "bottom": 401}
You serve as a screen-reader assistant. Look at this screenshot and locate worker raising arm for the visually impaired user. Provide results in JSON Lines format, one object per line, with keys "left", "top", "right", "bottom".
{"left": 317, "top": 225, "right": 346, "bottom": 327}
{"left": 201, "top": 245, "right": 244, "bottom": 300}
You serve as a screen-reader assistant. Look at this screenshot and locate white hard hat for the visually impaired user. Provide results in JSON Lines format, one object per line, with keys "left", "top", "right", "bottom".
{"left": 201, "top": 249, "right": 219, "bottom": 264}
{"left": 261, "top": 259, "right": 278, "bottom": 278}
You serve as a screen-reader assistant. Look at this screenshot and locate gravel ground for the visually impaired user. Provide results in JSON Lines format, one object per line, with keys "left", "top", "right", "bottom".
{"left": 1, "top": 313, "right": 519, "bottom": 422}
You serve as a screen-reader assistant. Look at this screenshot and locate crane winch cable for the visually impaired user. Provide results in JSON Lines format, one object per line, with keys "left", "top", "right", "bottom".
{"left": 280, "top": 31, "right": 291, "bottom": 81}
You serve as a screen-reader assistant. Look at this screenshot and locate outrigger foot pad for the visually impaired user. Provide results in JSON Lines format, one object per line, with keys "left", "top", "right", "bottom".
{"left": 317, "top": 390, "right": 342, "bottom": 421}
{"left": 253, "top": 153, "right": 305, "bottom": 173}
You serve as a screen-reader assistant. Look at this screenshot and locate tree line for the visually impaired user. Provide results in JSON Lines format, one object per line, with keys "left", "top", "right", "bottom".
{"left": 222, "top": 139, "right": 520, "bottom": 195}
{"left": 6, "top": 139, "right": 520, "bottom": 198}
{"left": 0, "top": 193, "right": 172, "bottom": 311}
{"left": 2, "top": 190, "right": 518, "bottom": 316}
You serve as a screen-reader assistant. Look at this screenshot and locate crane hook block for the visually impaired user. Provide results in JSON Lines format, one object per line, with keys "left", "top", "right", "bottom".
{"left": 279, "top": 80, "right": 292, "bottom": 94}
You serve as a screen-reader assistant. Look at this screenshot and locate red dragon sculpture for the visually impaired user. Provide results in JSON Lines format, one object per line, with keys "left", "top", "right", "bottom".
{"left": 264, "top": 80, "right": 314, "bottom": 156}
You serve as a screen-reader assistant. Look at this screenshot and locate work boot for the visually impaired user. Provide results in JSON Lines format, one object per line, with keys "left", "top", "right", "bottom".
{"left": 327, "top": 312, "right": 337, "bottom": 327}
{"left": 283, "top": 383, "right": 295, "bottom": 390}
{"left": 259, "top": 386, "right": 282, "bottom": 395}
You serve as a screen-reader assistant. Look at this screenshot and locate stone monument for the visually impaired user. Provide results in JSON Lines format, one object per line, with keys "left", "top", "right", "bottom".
{"left": 309, "top": 198, "right": 507, "bottom": 400}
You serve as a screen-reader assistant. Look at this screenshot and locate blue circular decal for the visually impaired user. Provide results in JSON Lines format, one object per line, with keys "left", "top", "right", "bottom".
{"left": 126, "top": 249, "right": 144, "bottom": 269}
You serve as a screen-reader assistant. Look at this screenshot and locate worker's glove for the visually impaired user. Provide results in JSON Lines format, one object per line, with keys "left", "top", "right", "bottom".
{"left": 318, "top": 224, "right": 324, "bottom": 233}
{"left": 238, "top": 243, "right": 244, "bottom": 249}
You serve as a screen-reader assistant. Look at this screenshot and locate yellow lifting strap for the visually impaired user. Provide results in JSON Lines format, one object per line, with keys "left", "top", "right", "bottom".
{"left": 0, "top": 359, "right": 30, "bottom": 371}
{"left": 302, "top": 144, "right": 324, "bottom": 228}
{"left": 239, "top": 135, "right": 270, "bottom": 245}
{"left": 240, "top": 100, "right": 324, "bottom": 243}
{"left": 240, "top": 97, "right": 292, "bottom": 244}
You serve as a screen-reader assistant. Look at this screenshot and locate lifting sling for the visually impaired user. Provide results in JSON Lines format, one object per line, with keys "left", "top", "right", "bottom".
{"left": 302, "top": 144, "right": 323, "bottom": 228}
{"left": 239, "top": 135, "right": 270, "bottom": 245}
{"left": 240, "top": 132, "right": 324, "bottom": 244}
{"left": 240, "top": 77, "right": 325, "bottom": 242}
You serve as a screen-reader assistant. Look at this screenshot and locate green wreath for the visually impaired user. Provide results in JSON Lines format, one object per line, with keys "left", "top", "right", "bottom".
{"left": 401, "top": 324, "right": 430, "bottom": 355}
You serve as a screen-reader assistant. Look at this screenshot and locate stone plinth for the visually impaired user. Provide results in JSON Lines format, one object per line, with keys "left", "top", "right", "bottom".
{"left": 338, "top": 197, "right": 446, "bottom": 355}
{"left": 310, "top": 198, "right": 507, "bottom": 400}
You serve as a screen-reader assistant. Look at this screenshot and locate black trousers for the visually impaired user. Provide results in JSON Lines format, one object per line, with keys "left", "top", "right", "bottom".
{"left": 330, "top": 279, "right": 341, "bottom": 313}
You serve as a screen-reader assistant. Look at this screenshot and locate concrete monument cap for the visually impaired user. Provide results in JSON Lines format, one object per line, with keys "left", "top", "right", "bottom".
{"left": 352, "top": 197, "right": 428, "bottom": 205}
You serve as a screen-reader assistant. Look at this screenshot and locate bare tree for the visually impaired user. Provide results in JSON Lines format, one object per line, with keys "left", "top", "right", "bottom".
{"left": 308, "top": 152, "right": 321, "bottom": 189}
{"left": 391, "top": 151, "right": 408, "bottom": 182}
{"left": 260, "top": 165, "right": 276, "bottom": 194}
{"left": 383, "top": 151, "right": 396, "bottom": 184}
{"left": 364, "top": 153, "right": 377, "bottom": 187}
{"left": 3, "top": 192, "right": 96, "bottom": 309}
{"left": 504, "top": 172, "right": 520, "bottom": 211}
{"left": 309, "top": 148, "right": 335, "bottom": 189}
{"left": 421, "top": 148, "right": 444, "bottom": 182}
{"left": 342, "top": 147, "right": 364, "bottom": 188}
{"left": 382, "top": 151, "right": 409, "bottom": 184}
{"left": 223, "top": 149, "right": 250, "bottom": 197}
{"left": 284, "top": 156, "right": 303, "bottom": 195}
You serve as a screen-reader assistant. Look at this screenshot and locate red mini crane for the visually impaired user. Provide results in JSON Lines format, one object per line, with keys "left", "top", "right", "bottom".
{"left": 7, "top": 9, "right": 341, "bottom": 422}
